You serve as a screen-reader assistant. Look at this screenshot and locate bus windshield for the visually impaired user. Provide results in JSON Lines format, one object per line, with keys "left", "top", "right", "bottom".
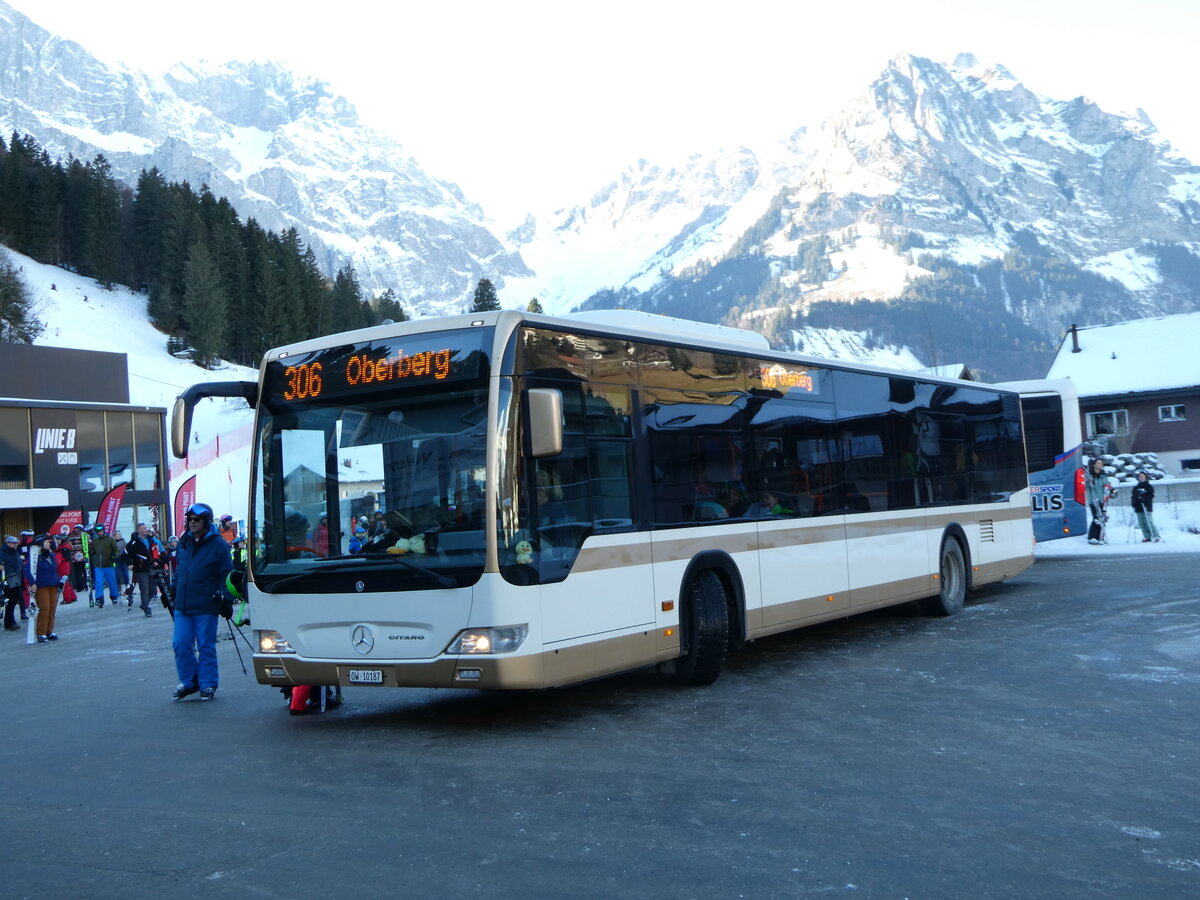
{"left": 251, "top": 327, "right": 492, "bottom": 593}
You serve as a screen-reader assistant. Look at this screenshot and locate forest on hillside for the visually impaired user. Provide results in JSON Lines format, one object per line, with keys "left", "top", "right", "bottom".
{"left": 0, "top": 132, "right": 408, "bottom": 367}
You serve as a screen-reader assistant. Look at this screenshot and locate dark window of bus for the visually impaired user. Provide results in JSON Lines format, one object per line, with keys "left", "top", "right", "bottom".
{"left": 1019, "top": 395, "right": 1063, "bottom": 474}
{"left": 585, "top": 384, "right": 631, "bottom": 436}
{"left": 747, "top": 395, "right": 838, "bottom": 517}
{"left": 523, "top": 437, "right": 591, "bottom": 583}
{"left": 643, "top": 388, "right": 747, "bottom": 525}
{"left": 588, "top": 441, "right": 634, "bottom": 529}
{"left": 832, "top": 371, "right": 917, "bottom": 512}
{"left": 520, "top": 328, "right": 636, "bottom": 384}
{"left": 636, "top": 343, "right": 748, "bottom": 392}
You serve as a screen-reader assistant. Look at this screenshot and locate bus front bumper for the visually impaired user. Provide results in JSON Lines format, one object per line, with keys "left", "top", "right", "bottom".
{"left": 254, "top": 653, "right": 544, "bottom": 690}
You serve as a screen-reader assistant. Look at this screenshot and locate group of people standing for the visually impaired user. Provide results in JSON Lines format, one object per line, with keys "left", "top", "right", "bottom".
{"left": 1083, "top": 459, "right": 1162, "bottom": 545}
{"left": 0, "top": 521, "right": 181, "bottom": 642}
{"left": 1, "top": 502, "right": 241, "bottom": 707}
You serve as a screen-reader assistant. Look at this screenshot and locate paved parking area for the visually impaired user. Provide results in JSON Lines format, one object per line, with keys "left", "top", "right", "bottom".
{"left": 4, "top": 552, "right": 1198, "bottom": 898}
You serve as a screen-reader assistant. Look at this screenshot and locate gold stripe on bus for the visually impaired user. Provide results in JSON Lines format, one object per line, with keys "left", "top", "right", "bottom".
{"left": 567, "top": 503, "right": 1030, "bottom": 573}
{"left": 849, "top": 574, "right": 935, "bottom": 606}
{"left": 649, "top": 529, "right": 759, "bottom": 563}
{"left": 571, "top": 542, "right": 654, "bottom": 573}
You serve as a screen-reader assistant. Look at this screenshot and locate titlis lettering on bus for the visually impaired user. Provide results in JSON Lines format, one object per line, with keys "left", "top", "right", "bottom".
{"left": 345, "top": 348, "right": 453, "bottom": 386}
{"left": 34, "top": 428, "right": 77, "bottom": 455}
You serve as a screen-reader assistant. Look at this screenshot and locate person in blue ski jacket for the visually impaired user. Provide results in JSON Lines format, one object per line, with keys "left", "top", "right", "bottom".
{"left": 171, "top": 502, "right": 234, "bottom": 702}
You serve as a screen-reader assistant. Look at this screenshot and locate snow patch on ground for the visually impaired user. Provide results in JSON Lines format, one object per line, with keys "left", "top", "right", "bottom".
{"left": 1084, "top": 247, "right": 1160, "bottom": 291}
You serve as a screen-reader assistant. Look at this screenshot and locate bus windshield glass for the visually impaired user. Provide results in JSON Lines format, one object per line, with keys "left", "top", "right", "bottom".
{"left": 251, "top": 327, "right": 492, "bottom": 593}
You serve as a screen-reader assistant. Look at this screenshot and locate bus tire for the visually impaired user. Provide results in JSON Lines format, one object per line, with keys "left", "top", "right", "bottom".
{"left": 664, "top": 570, "right": 729, "bottom": 686}
{"left": 918, "top": 536, "right": 967, "bottom": 617}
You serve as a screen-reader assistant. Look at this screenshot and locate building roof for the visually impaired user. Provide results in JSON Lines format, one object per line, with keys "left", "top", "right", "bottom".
{"left": 1046, "top": 312, "right": 1200, "bottom": 398}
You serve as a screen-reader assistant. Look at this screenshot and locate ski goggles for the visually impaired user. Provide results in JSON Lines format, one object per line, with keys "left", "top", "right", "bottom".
{"left": 185, "top": 503, "right": 214, "bottom": 521}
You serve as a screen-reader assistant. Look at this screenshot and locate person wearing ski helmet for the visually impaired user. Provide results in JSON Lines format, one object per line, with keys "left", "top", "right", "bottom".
{"left": 218, "top": 514, "right": 237, "bottom": 546}
{"left": 170, "top": 503, "right": 234, "bottom": 702}
{"left": 1084, "top": 457, "right": 1113, "bottom": 545}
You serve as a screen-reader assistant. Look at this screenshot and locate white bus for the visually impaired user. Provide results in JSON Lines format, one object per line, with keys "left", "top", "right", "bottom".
{"left": 172, "top": 309, "right": 1034, "bottom": 692}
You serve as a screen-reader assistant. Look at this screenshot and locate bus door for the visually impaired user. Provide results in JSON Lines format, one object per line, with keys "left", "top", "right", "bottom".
{"left": 526, "top": 384, "right": 655, "bottom": 654}
{"left": 749, "top": 396, "right": 850, "bottom": 627}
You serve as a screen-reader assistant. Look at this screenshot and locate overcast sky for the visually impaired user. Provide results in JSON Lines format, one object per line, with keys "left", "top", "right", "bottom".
{"left": 19, "top": 0, "right": 1200, "bottom": 225}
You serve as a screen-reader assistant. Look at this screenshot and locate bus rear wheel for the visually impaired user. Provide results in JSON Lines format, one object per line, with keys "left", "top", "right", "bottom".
{"left": 918, "top": 537, "right": 967, "bottom": 617}
{"left": 663, "top": 570, "right": 729, "bottom": 686}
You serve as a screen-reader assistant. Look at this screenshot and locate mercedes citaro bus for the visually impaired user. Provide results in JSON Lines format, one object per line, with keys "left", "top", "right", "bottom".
{"left": 172, "top": 309, "right": 1034, "bottom": 693}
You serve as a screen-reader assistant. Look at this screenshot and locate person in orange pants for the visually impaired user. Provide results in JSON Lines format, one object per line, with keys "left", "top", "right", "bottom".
{"left": 30, "top": 535, "right": 61, "bottom": 642}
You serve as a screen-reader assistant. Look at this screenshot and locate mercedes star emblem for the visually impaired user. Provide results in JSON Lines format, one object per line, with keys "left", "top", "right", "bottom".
{"left": 351, "top": 624, "right": 374, "bottom": 655}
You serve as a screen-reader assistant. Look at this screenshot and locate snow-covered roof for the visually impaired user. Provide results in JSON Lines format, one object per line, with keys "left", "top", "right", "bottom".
{"left": 1046, "top": 313, "right": 1200, "bottom": 398}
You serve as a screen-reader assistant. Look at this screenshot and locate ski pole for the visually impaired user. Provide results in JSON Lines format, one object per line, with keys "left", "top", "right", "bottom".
{"left": 226, "top": 617, "right": 247, "bottom": 675}
{"left": 232, "top": 620, "right": 256, "bottom": 655}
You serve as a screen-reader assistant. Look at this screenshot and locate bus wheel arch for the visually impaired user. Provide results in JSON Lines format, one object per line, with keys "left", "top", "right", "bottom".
{"left": 918, "top": 526, "right": 970, "bottom": 617}
{"left": 662, "top": 553, "right": 744, "bottom": 685}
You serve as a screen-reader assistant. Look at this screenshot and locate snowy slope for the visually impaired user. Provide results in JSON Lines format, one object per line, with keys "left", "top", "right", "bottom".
{"left": 5, "top": 247, "right": 257, "bottom": 522}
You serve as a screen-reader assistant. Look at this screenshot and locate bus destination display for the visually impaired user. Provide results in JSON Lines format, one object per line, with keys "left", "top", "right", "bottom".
{"left": 268, "top": 328, "right": 490, "bottom": 404}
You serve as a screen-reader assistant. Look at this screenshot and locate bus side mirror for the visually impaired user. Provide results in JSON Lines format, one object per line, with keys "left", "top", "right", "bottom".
{"left": 527, "top": 388, "right": 563, "bottom": 458}
{"left": 171, "top": 382, "right": 259, "bottom": 459}
{"left": 171, "top": 396, "right": 193, "bottom": 460}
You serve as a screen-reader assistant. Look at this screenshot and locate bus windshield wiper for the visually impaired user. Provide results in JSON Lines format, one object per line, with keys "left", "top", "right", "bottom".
{"left": 361, "top": 552, "right": 457, "bottom": 588}
{"left": 257, "top": 554, "right": 455, "bottom": 592}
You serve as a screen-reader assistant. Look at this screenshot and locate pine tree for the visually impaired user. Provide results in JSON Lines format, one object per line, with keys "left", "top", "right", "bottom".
{"left": 86, "top": 154, "right": 123, "bottom": 288}
{"left": 0, "top": 256, "right": 43, "bottom": 343}
{"left": 182, "top": 236, "right": 228, "bottom": 369}
{"left": 526, "top": 297, "right": 544, "bottom": 314}
{"left": 373, "top": 287, "right": 408, "bottom": 323}
{"left": 470, "top": 277, "right": 500, "bottom": 312}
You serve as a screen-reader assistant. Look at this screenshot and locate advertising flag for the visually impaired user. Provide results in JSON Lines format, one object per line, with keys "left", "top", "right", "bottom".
{"left": 96, "top": 483, "right": 128, "bottom": 533}
{"left": 174, "top": 475, "right": 197, "bottom": 539}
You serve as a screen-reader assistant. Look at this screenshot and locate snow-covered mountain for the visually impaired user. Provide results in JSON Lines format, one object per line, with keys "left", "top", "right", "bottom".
{"left": 0, "top": 0, "right": 528, "bottom": 313}
{"left": 6, "top": 0, "right": 1200, "bottom": 376}
{"left": 524, "top": 52, "right": 1200, "bottom": 311}
{"left": 519, "top": 52, "right": 1200, "bottom": 377}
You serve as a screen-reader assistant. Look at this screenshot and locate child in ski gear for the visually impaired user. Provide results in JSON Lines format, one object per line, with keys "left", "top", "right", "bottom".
{"left": 1130, "top": 471, "right": 1161, "bottom": 542}
{"left": 219, "top": 515, "right": 237, "bottom": 545}
{"left": 1084, "top": 458, "right": 1113, "bottom": 544}
{"left": 30, "top": 534, "right": 61, "bottom": 642}
{"left": 171, "top": 503, "right": 234, "bottom": 701}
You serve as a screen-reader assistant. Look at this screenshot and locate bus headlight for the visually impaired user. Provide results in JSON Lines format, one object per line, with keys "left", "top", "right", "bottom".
{"left": 446, "top": 624, "right": 528, "bottom": 655}
{"left": 257, "top": 630, "right": 296, "bottom": 654}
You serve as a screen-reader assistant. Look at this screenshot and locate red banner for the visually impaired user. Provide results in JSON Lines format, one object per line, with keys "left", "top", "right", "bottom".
{"left": 49, "top": 508, "right": 83, "bottom": 538}
{"left": 174, "top": 475, "right": 197, "bottom": 539}
{"left": 96, "top": 483, "right": 128, "bottom": 533}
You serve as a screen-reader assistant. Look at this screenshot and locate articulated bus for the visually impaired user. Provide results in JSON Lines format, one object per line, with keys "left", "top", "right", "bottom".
{"left": 999, "top": 379, "right": 1087, "bottom": 542}
{"left": 172, "top": 310, "right": 1034, "bottom": 693}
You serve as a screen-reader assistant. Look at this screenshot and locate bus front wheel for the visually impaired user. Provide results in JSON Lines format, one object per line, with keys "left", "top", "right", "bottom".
{"left": 662, "top": 570, "right": 729, "bottom": 686}
{"left": 918, "top": 537, "right": 966, "bottom": 617}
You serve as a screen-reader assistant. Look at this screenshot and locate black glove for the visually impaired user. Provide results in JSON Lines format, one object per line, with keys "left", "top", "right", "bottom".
{"left": 219, "top": 597, "right": 234, "bottom": 620}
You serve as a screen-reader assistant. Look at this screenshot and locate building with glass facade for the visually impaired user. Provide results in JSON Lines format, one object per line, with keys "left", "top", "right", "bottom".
{"left": 0, "top": 345, "right": 167, "bottom": 538}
